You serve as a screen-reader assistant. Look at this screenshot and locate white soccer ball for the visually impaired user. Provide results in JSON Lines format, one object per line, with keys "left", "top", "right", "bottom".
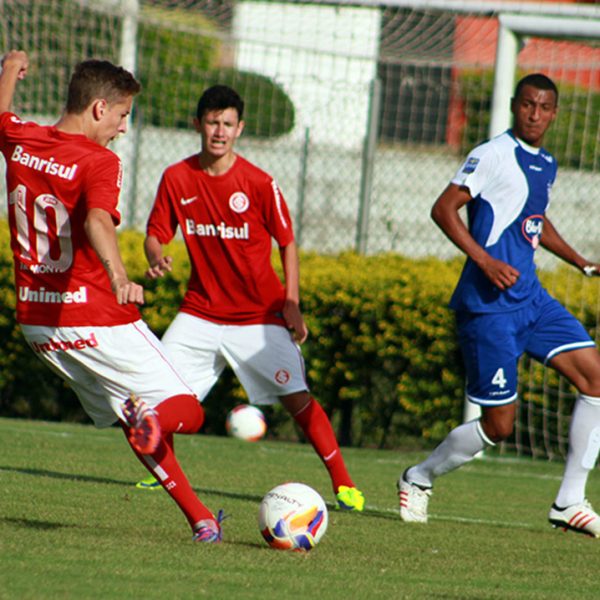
{"left": 225, "top": 404, "right": 267, "bottom": 441}
{"left": 258, "top": 482, "right": 328, "bottom": 551}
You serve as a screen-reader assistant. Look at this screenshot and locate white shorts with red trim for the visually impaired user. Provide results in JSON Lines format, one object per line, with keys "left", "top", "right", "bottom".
{"left": 162, "top": 312, "right": 309, "bottom": 405}
{"left": 21, "top": 320, "right": 196, "bottom": 428}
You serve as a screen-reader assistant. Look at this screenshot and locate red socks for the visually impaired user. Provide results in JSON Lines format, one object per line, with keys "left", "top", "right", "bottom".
{"left": 292, "top": 397, "right": 354, "bottom": 492}
{"left": 122, "top": 393, "right": 214, "bottom": 528}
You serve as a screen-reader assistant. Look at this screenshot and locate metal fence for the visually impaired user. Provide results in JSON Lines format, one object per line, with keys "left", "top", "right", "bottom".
{"left": 2, "top": 0, "right": 600, "bottom": 268}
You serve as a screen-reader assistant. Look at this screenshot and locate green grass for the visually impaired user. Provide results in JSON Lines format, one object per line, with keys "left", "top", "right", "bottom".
{"left": 1, "top": 418, "right": 599, "bottom": 599}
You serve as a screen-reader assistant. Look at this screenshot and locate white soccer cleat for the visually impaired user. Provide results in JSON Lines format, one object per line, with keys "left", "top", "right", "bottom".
{"left": 548, "top": 500, "right": 600, "bottom": 538}
{"left": 397, "top": 470, "right": 432, "bottom": 523}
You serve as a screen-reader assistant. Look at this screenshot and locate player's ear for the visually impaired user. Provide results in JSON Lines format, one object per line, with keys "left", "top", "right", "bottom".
{"left": 193, "top": 117, "right": 201, "bottom": 132}
{"left": 92, "top": 99, "right": 107, "bottom": 121}
{"left": 236, "top": 119, "right": 245, "bottom": 138}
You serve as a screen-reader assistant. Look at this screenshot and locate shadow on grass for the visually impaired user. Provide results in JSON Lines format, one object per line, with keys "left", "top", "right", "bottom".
{"left": 0, "top": 464, "right": 398, "bottom": 522}
{"left": 1, "top": 516, "right": 74, "bottom": 530}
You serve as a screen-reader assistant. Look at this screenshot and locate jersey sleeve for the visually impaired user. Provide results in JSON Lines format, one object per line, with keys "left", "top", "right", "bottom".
{"left": 82, "top": 150, "right": 123, "bottom": 224}
{"left": 451, "top": 142, "right": 499, "bottom": 199}
{"left": 0, "top": 111, "right": 14, "bottom": 147}
{"left": 146, "top": 172, "right": 179, "bottom": 244}
{"left": 262, "top": 179, "right": 295, "bottom": 247}
{"left": 0, "top": 112, "right": 23, "bottom": 152}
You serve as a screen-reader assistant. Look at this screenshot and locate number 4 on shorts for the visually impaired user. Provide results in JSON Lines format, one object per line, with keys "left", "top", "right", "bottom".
{"left": 492, "top": 368, "right": 507, "bottom": 389}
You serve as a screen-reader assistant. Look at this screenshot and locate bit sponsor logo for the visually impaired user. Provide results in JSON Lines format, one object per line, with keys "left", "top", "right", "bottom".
{"left": 522, "top": 214, "right": 544, "bottom": 249}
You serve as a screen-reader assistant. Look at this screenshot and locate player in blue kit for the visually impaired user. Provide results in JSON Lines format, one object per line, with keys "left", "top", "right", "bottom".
{"left": 399, "top": 73, "right": 600, "bottom": 537}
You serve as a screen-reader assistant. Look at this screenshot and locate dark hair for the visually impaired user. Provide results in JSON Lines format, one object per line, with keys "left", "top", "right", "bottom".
{"left": 196, "top": 85, "right": 244, "bottom": 121}
{"left": 513, "top": 73, "right": 559, "bottom": 105}
{"left": 66, "top": 59, "right": 141, "bottom": 114}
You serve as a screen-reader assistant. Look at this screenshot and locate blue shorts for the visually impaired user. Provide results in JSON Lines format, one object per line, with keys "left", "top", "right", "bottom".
{"left": 456, "top": 288, "right": 594, "bottom": 407}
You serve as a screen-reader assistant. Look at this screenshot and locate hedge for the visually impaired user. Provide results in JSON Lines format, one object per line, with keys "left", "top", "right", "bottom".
{"left": 1, "top": 225, "right": 597, "bottom": 449}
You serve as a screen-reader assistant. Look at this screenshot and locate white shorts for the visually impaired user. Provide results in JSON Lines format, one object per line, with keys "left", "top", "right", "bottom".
{"left": 21, "top": 320, "right": 195, "bottom": 428}
{"left": 162, "top": 312, "right": 309, "bottom": 405}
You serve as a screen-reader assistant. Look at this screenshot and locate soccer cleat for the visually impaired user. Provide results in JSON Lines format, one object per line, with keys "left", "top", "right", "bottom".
{"left": 398, "top": 469, "right": 432, "bottom": 523}
{"left": 335, "top": 486, "right": 365, "bottom": 512}
{"left": 135, "top": 475, "right": 161, "bottom": 490}
{"left": 121, "top": 393, "right": 161, "bottom": 455}
{"left": 192, "top": 509, "right": 227, "bottom": 543}
{"left": 548, "top": 500, "right": 600, "bottom": 538}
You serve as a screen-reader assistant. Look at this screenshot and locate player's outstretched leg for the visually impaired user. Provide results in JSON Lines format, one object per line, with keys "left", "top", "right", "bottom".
{"left": 133, "top": 394, "right": 205, "bottom": 490}
{"left": 549, "top": 393, "right": 600, "bottom": 538}
{"left": 399, "top": 419, "right": 493, "bottom": 523}
{"left": 122, "top": 393, "right": 223, "bottom": 541}
{"left": 283, "top": 393, "right": 365, "bottom": 512}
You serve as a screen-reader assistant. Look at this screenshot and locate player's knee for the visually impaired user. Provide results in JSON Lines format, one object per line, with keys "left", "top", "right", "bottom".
{"left": 480, "top": 418, "right": 514, "bottom": 443}
{"left": 280, "top": 391, "right": 311, "bottom": 417}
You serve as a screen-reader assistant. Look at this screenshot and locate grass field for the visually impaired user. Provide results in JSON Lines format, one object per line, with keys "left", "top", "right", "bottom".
{"left": 1, "top": 417, "right": 599, "bottom": 599}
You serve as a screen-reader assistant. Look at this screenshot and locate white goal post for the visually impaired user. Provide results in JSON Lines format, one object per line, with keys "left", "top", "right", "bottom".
{"left": 491, "top": 13, "right": 600, "bottom": 138}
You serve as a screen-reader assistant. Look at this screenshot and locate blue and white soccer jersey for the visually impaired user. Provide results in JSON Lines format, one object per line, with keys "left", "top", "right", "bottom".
{"left": 450, "top": 130, "right": 556, "bottom": 313}
{"left": 449, "top": 130, "right": 594, "bottom": 406}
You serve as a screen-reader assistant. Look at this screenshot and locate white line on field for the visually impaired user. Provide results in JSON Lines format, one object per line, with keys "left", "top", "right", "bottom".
{"left": 361, "top": 503, "right": 534, "bottom": 529}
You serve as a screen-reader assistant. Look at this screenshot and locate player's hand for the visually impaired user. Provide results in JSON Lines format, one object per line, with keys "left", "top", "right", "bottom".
{"left": 283, "top": 300, "right": 308, "bottom": 344}
{"left": 146, "top": 256, "right": 173, "bottom": 279}
{"left": 479, "top": 256, "right": 520, "bottom": 290}
{"left": 1, "top": 50, "right": 29, "bottom": 80}
{"left": 111, "top": 277, "right": 145, "bottom": 305}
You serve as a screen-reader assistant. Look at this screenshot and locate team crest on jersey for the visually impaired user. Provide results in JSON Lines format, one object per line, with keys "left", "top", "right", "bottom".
{"left": 522, "top": 214, "right": 544, "bottom": 249}
{"left": 274, "top": 369, "right": 290, "bottom": 385}
{"left": 10, "top": 116, "right": 23, "bottom": 124}
{"left": 462, "top": 157, "right": 480, "bottom": 174}
{"left": 229, "top": 192, "right": 250, "bottom": 213}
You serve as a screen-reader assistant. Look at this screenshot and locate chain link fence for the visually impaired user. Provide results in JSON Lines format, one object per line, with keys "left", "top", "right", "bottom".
{"left": 2, "top": 0, "right": 600, "bottom": 265}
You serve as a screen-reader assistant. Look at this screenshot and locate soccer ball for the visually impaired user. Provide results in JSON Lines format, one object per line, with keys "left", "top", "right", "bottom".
{"left": 258, "top": 482, "right": 328, "bottom": 551}
{"left": 225, "top": 404, "right": 267, "bottom": 441}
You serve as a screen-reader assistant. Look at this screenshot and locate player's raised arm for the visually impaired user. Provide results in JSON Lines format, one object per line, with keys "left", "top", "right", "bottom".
{"left": 540, "top": 216, "right": 600, "bottom": 276}
{"left": 431, "top": 183, "right": 520, "bottom": 290}
{"left": 0, "top": 50, "right": 29, "bottom": 114}
{"left": 144, "top": 234, "right": 173, "bottom": 279}
{"left": 279, "top": 240, "right": 308, "bottom": 344}
{"left": 85, "top": 207, "right": 144, "bottom": 305}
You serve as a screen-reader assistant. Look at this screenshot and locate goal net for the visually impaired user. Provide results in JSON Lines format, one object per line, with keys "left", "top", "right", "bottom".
{"left": 1, "top": 0, "right": 600, "bottom": 458}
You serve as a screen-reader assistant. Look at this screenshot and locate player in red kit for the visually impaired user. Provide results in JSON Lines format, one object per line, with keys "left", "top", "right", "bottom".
{"left": 0, "top": 50, "right": 224, "bottom": 542}
{"left": 137, "top": 84, "right": 364, "bottom": 511}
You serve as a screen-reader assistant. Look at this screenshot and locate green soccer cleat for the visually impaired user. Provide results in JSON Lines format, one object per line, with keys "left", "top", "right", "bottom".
{"left": 335, "top": 486, "right": 365, "bottom": 512}
{"left": 135, "top": 475, "right": 161, "bottom": 490}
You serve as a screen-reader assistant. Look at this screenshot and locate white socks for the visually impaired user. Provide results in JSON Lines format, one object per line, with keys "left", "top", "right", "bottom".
{"left": 407, "top": 419, "right": 494, "bottom": 488}
{"left": 554, "top": 394, "right": 600, "bottom": 508}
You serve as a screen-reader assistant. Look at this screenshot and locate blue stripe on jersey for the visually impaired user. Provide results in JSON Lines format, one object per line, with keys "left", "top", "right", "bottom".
{"left": 449, "top": 130, "right": 557, "bottom": 313}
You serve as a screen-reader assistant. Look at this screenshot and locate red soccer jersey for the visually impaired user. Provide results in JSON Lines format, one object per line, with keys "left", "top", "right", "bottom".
{"left": 147, "top": 154, "right": 295, "bottom": 325}
{"left": 0, "top": 112, "right": 140, "bottom": 326}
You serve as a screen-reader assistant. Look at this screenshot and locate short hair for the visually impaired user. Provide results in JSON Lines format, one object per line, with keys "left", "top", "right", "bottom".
{"left": 196, "top": 85, "right": 244, "bottom": 121}
{"left": 513, "top": 73, "right": 559, "bottom": 105}
{"left": 66, "top": 59, "right": 141, "bottom": 114}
